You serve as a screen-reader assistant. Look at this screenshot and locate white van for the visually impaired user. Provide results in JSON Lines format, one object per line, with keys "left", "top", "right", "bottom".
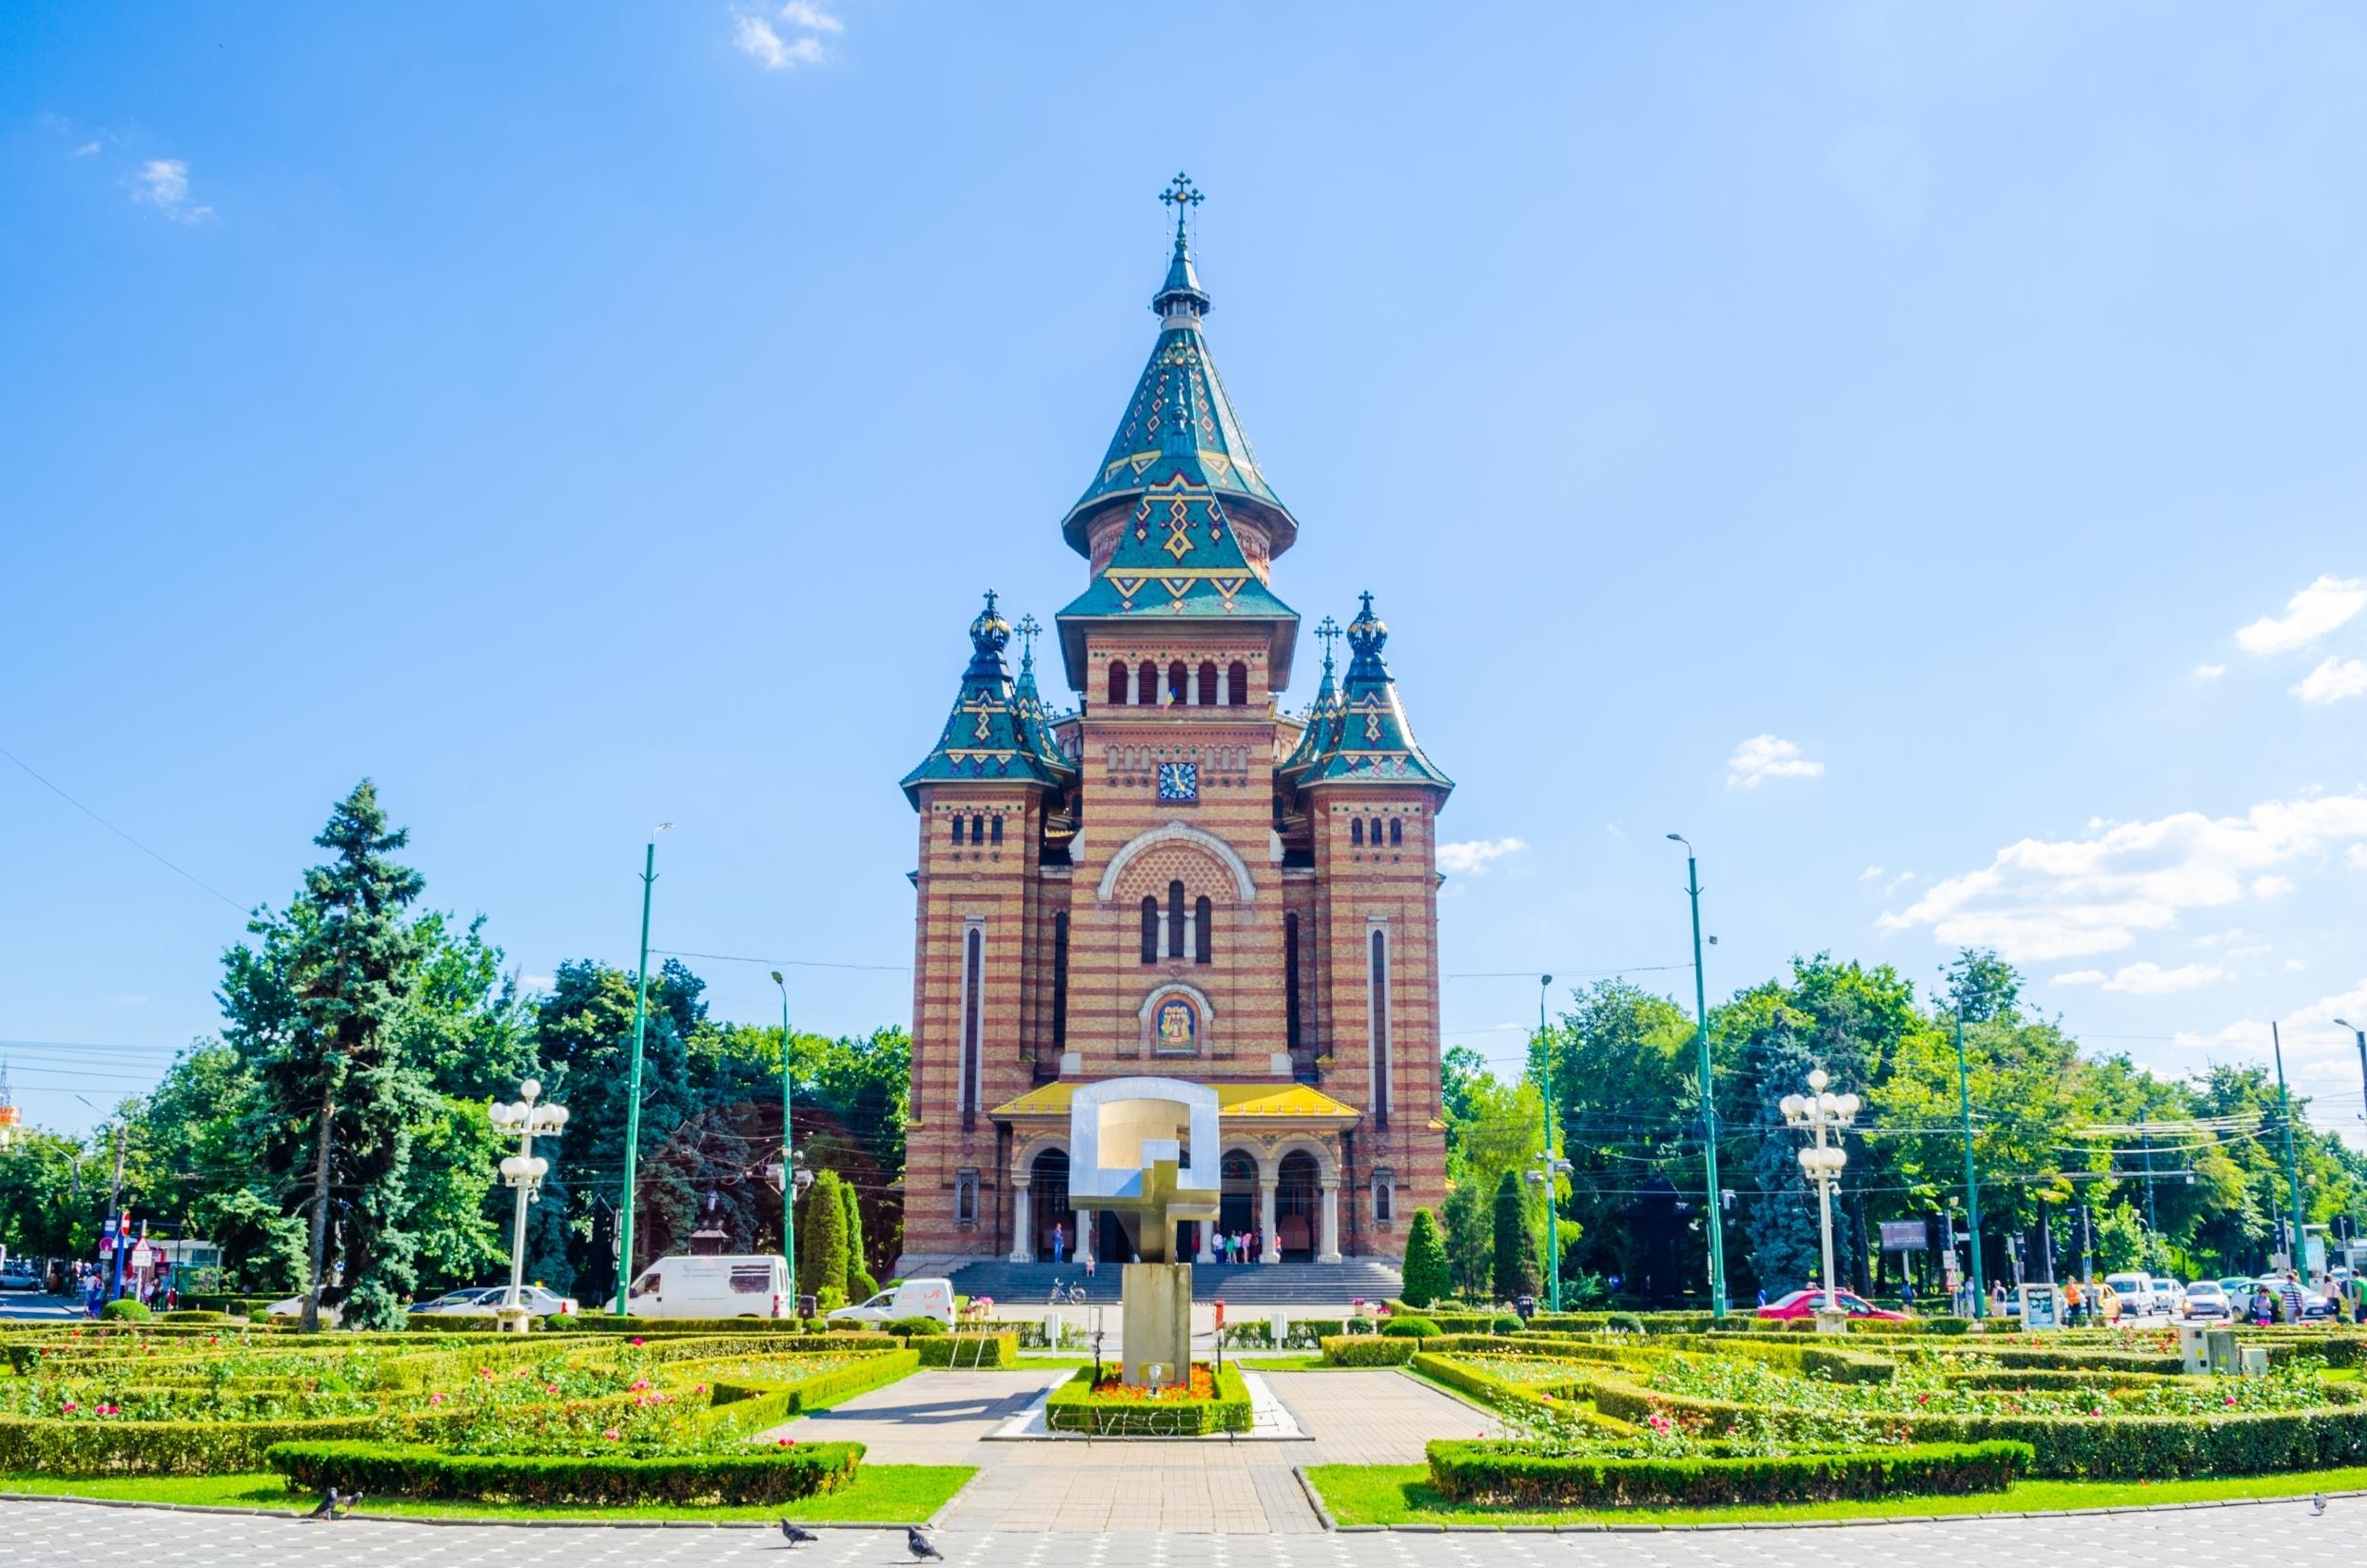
{"left": 624, "top": 1254, "right": 789, "bottom": 1320}
{"left": 826, "top": 1277, "right": 955, "bottom": 1327}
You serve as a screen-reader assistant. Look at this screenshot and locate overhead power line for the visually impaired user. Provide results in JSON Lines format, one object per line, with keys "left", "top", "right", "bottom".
{"left": 651, "top": 949, "right": 910, "bottom": 973}
{"left": 0, "top": 742, "right": 251, "bottom": 913}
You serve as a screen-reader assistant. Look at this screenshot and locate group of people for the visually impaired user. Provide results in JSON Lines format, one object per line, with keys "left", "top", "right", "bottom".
{"left": 1043, "top": 1221, "right": 1269, "bottom": 1268}
{"left": 74, "top": 1260, "right": 174, "bottom": 1318}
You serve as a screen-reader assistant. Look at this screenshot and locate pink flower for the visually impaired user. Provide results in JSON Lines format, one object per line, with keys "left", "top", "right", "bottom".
{"left": 629, "top": 1380, "right": 651, "bottom": 1392}
{"left": 428, "top": 1393, "right": 446, "bottom": 1405}
{"left": 60, "top": 1402, "right": 76, "bottom": 1414}
{"left": 546, "top": 1383, "right": 562, "bottom": 1395}
{"left": 2225, "top": 1395, "right": 2239, "bottom": 1406}
{"left": 776, "top": 1438, "right": 796, "bottom": 1448}
{"left": 693, "top": 1384, "right": 707, "bottom": 1395}
{"left": 602, "top": 1428, "right": 621, "bottom": 1441}
{"left": 629, "top": 1337, "right": 645, "bottom": 1346}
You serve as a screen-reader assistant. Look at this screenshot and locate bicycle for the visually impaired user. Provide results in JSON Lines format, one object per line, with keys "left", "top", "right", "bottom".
{"left": 1047, "top": 1280, "right": 1088, "bottom": 1305}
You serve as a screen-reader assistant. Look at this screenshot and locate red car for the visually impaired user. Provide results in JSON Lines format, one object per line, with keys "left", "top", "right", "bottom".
{"left": 1755, "top": 1287, "right": 1910, "bottom": 1322}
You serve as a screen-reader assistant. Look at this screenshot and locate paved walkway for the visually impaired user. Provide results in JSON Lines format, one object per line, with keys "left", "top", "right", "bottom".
{"left": 770, "top": 1367, "right": 1503, "bottom": 1534}
{"left": 0, "top": 1497, "right": 2355, "bottom": 1565}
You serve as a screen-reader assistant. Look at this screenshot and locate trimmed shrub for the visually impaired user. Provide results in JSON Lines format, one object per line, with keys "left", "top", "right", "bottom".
{"left": 1381, "top": 1316, "right": 1442, "bottom": 1339}
{"left": 266, "top": 1439, "right": 863, "bottom": 1506}
{"left": 560, "top": 1316, "right": 873, "bottom": 1336}
{"left": 157, "top": 1310, "right": 237, "bottom": 1324}
{"left": 1425, "top": 1438, "right": 2030, "bottom": 1507}
{"left": 911, "top": 1333, "right": 1017, "bottom": 1368}
{"left": 100, "top": 1300, "right": 152, "bottom": 1323}
{"left": 0, "top": 1415, "right": 382, "bottom": 1477}
{"left": 1044, "top": 1365, "right": 1253, "bottom": 1436}
{"left": 1400, "top": 1208, "right": 1452, "bottom": 1309}
{"left": 701, "top": 1347, "right": 919, "bottom": 1426}
{"left": 1491, "top": 1314, "right": 1522, "bottom": 1335}
{"left": 1320, "top": 1335, "right": 1417, "bottom": 1366}
{"left": 889, "top": 1316, "right": 946, "bottom": 1337}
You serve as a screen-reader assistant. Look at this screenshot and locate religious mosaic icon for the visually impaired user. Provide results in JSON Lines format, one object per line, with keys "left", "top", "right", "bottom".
{"left": 1155, "top": 996, "right": 1198, "bottom": 1050}
{"left": 1156, "top": 761, "right": 1199, "bottom": 802}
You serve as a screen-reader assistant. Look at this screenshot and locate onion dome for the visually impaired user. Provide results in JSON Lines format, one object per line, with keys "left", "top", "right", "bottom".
{"left": 902, "top": 592, "right": 1076, "bottom": 806}
{"left": 1295, "top": 593, "right": 1453, "bottom": 790}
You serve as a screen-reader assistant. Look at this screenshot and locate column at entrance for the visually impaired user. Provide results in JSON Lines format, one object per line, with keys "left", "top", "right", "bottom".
{"left": 1009, "top": 1179, "right": 1033, "bottom": 1264}
{"left": 1195, "top": 1222, "right": 1214, "bottom": 1264}
{"left": 1259, "top": 1177, "right": 1280, "bottom": 1264}
{"left": 1077, "top": 1208, "right": 1095, "bottom": 1264}
{"left": 1318, "top": 1181, "right": 1341, "bottom": 1264}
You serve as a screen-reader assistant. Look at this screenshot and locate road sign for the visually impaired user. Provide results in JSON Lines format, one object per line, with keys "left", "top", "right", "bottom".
{"left": 129, "top": 1244, "right": 154, "bottom": 1272}
{"left": 1879, "top": 1221, "right": 1927, "bottom": 1251}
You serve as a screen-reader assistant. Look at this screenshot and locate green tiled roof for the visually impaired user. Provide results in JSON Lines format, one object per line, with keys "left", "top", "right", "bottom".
{"left": 1296, "top": 594, "right": 1453, "bottom": 791}
{"left": 1277, "top": 617, "right": 1341, "bottom": 785}
{"left": 902, "top": 594, "right": 1076, "bottom": 807}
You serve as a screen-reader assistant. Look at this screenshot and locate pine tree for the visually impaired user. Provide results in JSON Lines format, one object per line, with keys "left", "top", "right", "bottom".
{"left": 1492, "top": 1169, "right": 1541, "bottom": 1303}
{"left": 800, "top": 1171, "right": 850, "bottom": 1305}
{"left": 838, "top": 1177, "right": 875, "bottom": 1298}
{"left": 1400, "top": 1207, "right": 1451, "bottom": 1308}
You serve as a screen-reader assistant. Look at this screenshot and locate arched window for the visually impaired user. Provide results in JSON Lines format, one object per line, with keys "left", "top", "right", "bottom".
{"left": 1167, "top": 879, "right": 1186, "bottom": 960}
{"left": 1370, "top": 817, "right": 1384, "bottom": 846}
{"left": 989, "top": 814, "right": 1004, "bottom": 846}
{"left": 1283, "top": 912, "right": 1302, "bottom": 1051}
{"left": 1227, "top": 661, "right": 1249, "bottom": 706}
{"left": 1168, "top": 660, "right": 1188, "bottom": 705}
{"left": 1140, "top": 897, "right": 1159, "bottom": 964}
{"left": 1369, "top": 927, "right": 1392, "bottom": 1125}
{"left": 1107, "top": 660, "right": 1128, "bottom": 707}
{"left": 1388, "top": 817, "right": 1402, "bottom": 847}
{"left": 1350, "top": 818, "right": 1363, "bottom": 848}
{"left": 1194, "top": 895, "right": 1212, "bottom": 964}
{"left": 1197, "top": 661, "right": 1218, "bottom": 706}
{"left": 950, "top": 814, "right": 964, "bottom": 845}
{"left": 972, "top": 813, "right": 987, "bottom": 845}
{"left": 1138, "top": 660, "right": 1158, "bottom": 705}
{"left": 960, "top": 925, "right": 984, "bottom": 1121}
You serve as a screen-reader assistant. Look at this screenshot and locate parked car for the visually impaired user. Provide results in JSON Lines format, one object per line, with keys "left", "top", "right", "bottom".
{"left": 827, "top": 1277, "right": 955, "bottom": 1327}
{"left": 264, "top": 1296, "right": 342, "bottom": 1326}
{"left": 2104, "top": 1272, "right": 2157, "bottom": 1317}
{"left": 2238, "top": 1277, "right": 2336, "bottom": 1321}
{"left": 410, "top": 1287, "right": 503, "bottom": 1316}
{"left": 1754, "top": 1288, "right": 1910, "bottom": 1322}
{"left": 0, "top": 1262, "right": 42, "bottom": 1292}
{"left": 2148, "top": 1278, "right": 2184, "bottom": 1318}
{"left": 623, "top": 1254, "right": 791, "bottom": 1320}
{"left": 2182, "top": 1280, "right": 2232, "bottom": 1320}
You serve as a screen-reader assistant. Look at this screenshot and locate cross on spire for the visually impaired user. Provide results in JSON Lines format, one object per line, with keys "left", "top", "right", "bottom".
{"left": 1015, "top": 612, "right": 1041, "bottom": 671}
{"left": 1314, "top": 614, "right": 1341, "bottom": 673}
{"left": 1161, "top": 171, "right": 1203, "bottom": 249}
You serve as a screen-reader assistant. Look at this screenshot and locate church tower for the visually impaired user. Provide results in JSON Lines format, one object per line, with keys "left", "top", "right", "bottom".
{"left": 898, "top": 179, "right": 1451, "bottom": 1275}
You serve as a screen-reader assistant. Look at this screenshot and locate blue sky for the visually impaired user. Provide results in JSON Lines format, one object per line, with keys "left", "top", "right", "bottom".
{"left": 6, "top": 3, "right": 2366, "bottom": 1139}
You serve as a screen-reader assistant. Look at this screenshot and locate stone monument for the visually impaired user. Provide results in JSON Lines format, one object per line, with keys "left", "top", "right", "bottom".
{"left": 1067, "top": 1077, "right": 1220, "bottom": 1388}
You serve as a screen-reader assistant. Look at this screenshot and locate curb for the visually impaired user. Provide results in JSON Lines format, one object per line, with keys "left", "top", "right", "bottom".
{"left": 0, "top": 1495, "right": 928, "bottom": 1532}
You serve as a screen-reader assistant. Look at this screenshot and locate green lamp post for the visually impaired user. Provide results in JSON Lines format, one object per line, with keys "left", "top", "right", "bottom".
{"left": 613, "top": 823, "right": 670, "bottom": 1315}
{"left": 1669, "top": 834, "right": 1728, "bottom": 1318}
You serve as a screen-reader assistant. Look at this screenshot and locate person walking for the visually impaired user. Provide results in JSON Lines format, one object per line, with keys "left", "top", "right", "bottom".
{"left": 1050, "top": 1222, "right": 1066, "bottom": 1267}
{"left": 2252, "top": 1282, "right": 2276, "bottom": 1326}
{"left": 2280, "top": 1270, "right": 2307, "bottom": 1326}
{"left": 2064, "top": 1277, "right": 2084, "bottom": 1327}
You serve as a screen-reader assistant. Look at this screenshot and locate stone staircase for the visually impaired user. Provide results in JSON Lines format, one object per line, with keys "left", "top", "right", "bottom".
{"left": 941, "top": 1257, "right": 1401, "bottom": 1308}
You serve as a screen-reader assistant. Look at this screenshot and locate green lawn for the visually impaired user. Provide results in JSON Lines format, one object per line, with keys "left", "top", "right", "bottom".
{"left": 1304, "top": 1462, "right": 2367, "bottom": 1527}
{"left": 0, "top": 1465, "right": 976, "bottom": 1524}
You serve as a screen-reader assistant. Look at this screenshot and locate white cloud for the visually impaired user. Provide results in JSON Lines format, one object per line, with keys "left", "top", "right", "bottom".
{"left": 2287, "top": 959, "right": 2310, "bottom": 971}
{"left": 2251, "top": 874, "right": 2297, "bottom": 899}
{"left": 2293, "top": 657, "right": 2367, "bottom": 705}
{"left": 71, "top": 141, "right": 98, "bottom": 158}
{"left": 2052, "top": 970, "right": 2106, "bottom": 986}
{"left": 2225, "top": 942, "right": 2273, "bottom": 959}
{"left": 1727, "top": 735, "right": 1824, "bottom": 789}
{"left": 130, "top": 159, "right": 213, "bottom": 223}
{"left": 2194, "top": 663, "right": 2226, "bottom": 679}
{"left": 734, "top": 2, "right": 836, "bottom": 69}
{"left": 519, "top": 972, "right": 556, "bottom": 993}
{"left": 1860, "top": 866, "right": 1884, "bottom": 881}
{"left": 1438, "top": 837, "right": 1529, "bottom": 875}
{"left": 2102, "top": 961, "right": 2229, "bottom": 995}
{"left": 2237, "top": 574, "right": 2367, "bottom": 655}
{"left": 2190, "top": 928, "right": 2249, "bottom": 949}
{"left": 1880, "top": 790, "right": 2367, "bottom": 961}
{"left": 2351, "top": 845, "right": 2367, "bottom": 871}
{"left": 2176, "top": 977, "right": 2367, "bottom": 1058}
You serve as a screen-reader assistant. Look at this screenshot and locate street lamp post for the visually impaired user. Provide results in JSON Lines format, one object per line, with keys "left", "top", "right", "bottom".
{"left": 1782, "top": 1067, "right": 1859, "bottom": 1331}
{"left": 2339, "top": 1019, "right": 2367, "bottom": 1125}
{"left": 1951, "top": 1009, "right": 1987, "bottom": 1317}
{"left": 1530, "top": 973, "right": 1568, "bottom": 1313}
{"left": 614, "top": 823, "right": 671, "bottom": 1315}
{"left": 1666, "top": 834, "right": 1728, "bottom": 1318}
{"left": 489, "top": 1079, "right": 566, "bottom": 1331}
{"left": 2272, "top": 1021, "right": 2309, "bottom": 1276}
{"left": 773, "top": 970, "right": 797, "bottom": 1295}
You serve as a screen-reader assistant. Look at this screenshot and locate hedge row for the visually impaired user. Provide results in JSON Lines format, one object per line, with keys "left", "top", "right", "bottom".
{"left": 0, "top": 1414, "right": 383, "bottom": 1477}
{"left": 264, "top": 1439, "right": 863, "bottom": 1506}
{"left": 554, "top": 1316, "right": 883, "bottom": 1335}
{"left": 1212, "top": 1318, "right": 1349, "bottom": 1350}
{"left": 1044, "top": 1364, "right": 1253, "bottom": 1436}
{"left": 1424, "top": 1437, "right": 2031, "bottom": 1507}
{"left": 1407, "top": 1351, "right": 1631, "bottom": 1434}
{"left": 698, "top": 1348, "right": 920, "bottom": 1432}
{"left": 912, "top": 1334, "right": 1017, "bottom": 1369}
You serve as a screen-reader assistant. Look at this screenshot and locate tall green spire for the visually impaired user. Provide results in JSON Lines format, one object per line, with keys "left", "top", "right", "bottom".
{"left": 1296, "top": 593, "right": 1453, "bottom": 789}
{"left": 902, "top": 593, "right": 1075, "bottom": 806}
{"left": 1279, "top": 615, "right": 1343, "bottom": 782}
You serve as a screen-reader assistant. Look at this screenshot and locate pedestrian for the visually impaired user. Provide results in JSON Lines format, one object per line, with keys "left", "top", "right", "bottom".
{"left": 1756, "top": 1287, "right": 1768, "bottom": 1308}
{"left": 2252, "top": 1283, "right": 2276, "bottom": 1326}
{"left": 1992, "top": 1281, "right": 2008, "bottom": 1317}
{"left": 1050, "top": 1223, "right": 1066, "bottom": 1266}
{"left": 1084, "top": 1249, "right": 1097, "bottom": 1281}
{"left": 2064, "top": 1278, "right": 2083, "bottom": 1327}
{"left": 84, "top": 1275, "right": 102, "bottom": 1319}
{"left": 2280, "top": 1270, "right": 2306, "bottom": 1326}
{"left": 1900, "top": 1276, "right": 1916, "bottom": 1314}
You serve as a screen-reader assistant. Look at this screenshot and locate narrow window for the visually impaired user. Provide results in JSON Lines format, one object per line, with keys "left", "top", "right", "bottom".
{"left": 972, "top": 812, "right": 987, "bottom": 844}
{"left": 1051, "top": 911, "right": 1070, "bottom": 1049}
{"left": 1139, "top": 660, "right": 1158, "bottom": 705}
{"left": 1369, "top": 927, "right": 1391, "bottom": 1125}
{"left": 950, "top": 814, "right": 964, "bottom": 845}
{"left": 1167, "top": 879, "right": 1186, "bottom": 960}
{"left": 1141, "top": 897, "right": 1159, "bottom": 964}
{"left": 1284, "top": 913, "right": 1302, "bottom": 1051}
{"left": 1107, "top": 660, "right": 1127, "bottom": 707}
{"left": 989, "top": 814, "right": 1004, "bottom": 846}
{"left": 1197, "top": 660, "right": 1218, "bottom": 706}
{"left": 960, "top": 926, "right": 985, "bottom": 1120}
{"left": 1350, "top": 818, "right": 1363, "bottom": 848}
{"left": 1194, "top": 895, "right": 1213, "bottom": 964}
{"left": 1389, "top": 817, "right": 1402, "bottom": 847}
{"left": 955, "top": 1168, "right": 979, "bottom": 1226}
{"left": 1370, "top": 817, "right": 1383, "bottom": 846}
{"left": 1372, "top": 1170, "right": 1394, "bottom": 1223}
{"left": 1168, "top": 660, "right": 1188, "bottom": 704}
{"left": 1227, "top": 661, "right": 1249, "bottom": 706}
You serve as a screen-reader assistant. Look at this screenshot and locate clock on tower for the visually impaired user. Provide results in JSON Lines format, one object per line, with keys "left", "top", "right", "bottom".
{"left": 1156, "top": 761, "right": 1200, "bottom": 802}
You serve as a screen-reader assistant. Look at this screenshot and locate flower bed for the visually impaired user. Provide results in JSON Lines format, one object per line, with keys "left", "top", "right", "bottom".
{"left": 1423, "top": 1436, "right": 2030, "bottom": 1507}
{"left": 1043, "top": 1363, "right": 1253, "bottom": 1436}
{"left": 264, "top": 1438, "right": 864, "bottom": 1506}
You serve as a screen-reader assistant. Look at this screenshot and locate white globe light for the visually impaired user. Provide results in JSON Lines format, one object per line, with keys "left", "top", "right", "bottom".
{"left": 520, "top": 1078, "right": 542, "bottom": 1102}
{"left": 489, "top": 1103, "right": 514, "bottom": 1127}
{"left": 1807, "top": 1068, "right": 1829, "bottom": 1091}
{"left": 1798, "top": 1147, "right": 1818, "bottom": 1170}
{"left": 1779, "top": 1094, "right": 1804, "bottom": 1120}
{"left": 499, "top": 1155, "right": 525, "bottom": 1179}
{"left": 1836, "top": 1093, "right": 1861, "bottom": 1119}
{"left": 525, "top": 1156, "right": 547, "bottom": 1179}
{"left": 546, "top": 1105, "right": 569, "bottom": 1127}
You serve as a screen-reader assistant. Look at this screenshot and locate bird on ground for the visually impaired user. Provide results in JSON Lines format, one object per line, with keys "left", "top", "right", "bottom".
{"left": 907, "top": 1526, "right": 944, "bottom": 1560}
{"left": 302, "top": 1486, "right": 339, "bottom": 1520}
{"left": 779, "top": 1520, "right": 819, "bottom": 1547}
{"left": 335, "top": 1491, "right": 364, "bottom": 1519}
{"left": 2313, "top": 1494, "right": 2329, "bottom": 1516}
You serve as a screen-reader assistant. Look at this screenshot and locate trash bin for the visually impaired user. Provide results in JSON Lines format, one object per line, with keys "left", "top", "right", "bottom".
{"left": 1515, "top": 1294, "right": 1536, "bottom": 1322}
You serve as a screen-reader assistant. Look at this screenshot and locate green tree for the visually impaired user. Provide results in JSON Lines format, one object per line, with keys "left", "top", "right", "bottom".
{"left": 799, "top": 1170, "right": 850, "bottom": 1304}
{"left": 1491, "top": 1169, "right": 1540, "bottom": 1302}
{"left": 1400, "top": 1207, "right": 1450, "bottom": 1307}
{"left": 1440, "top": 1180, "right": 1491, "bottom": 1297}
{"left": 838, "top": 1175, "right": 873, "bottom": 1297}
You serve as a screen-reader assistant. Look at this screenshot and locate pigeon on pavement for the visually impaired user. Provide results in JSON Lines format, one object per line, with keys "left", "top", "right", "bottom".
{"left": 2313, "top": 1494, "right": 2329, "bottom": 1516}
{"left": 302, "top": 1487, "right": 339, "bottom": 1520}
{"left": 780, "top": 1519, "right": 819, "bottom": 1546}
{"left": 907, "top": 1526, "right": 945, "bottom": 1560}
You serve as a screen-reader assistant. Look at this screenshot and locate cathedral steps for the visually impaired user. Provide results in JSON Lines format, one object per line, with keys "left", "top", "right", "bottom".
{"left": 939, "top": 1257, "right": 1402, "bottom": 1308}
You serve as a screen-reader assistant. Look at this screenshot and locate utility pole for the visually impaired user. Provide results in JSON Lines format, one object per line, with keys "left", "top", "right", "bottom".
{"left": 1952, "top": 1009, "right": 1986, "bottom": 1318}
{"left": 1669, "top": 835, "right": 1728, "bottom": 1318}
{"left": 1536, "top": 973, "right": 1560, "bottom": 1313}
{"left": 2272, "top": 1021, "right": 2309, "bottom": 1275}
{"left": 105, "top": 1124, "right": 127, "bottom": 1303}
{"left": 2338, "top": 1018, "right": 2367, "bottom": 1124}
{"left": 773, "top": 970, "right": 797, "bottom": 1293}
{"left": 614, "top": 825, "right": 671, "bottom": 1315}
{"left": 303, "top": 1094, "right": 332, "bottom": 1332}
{"left": 2141, "top": 1113, "right": 2159, "bottom": 1267}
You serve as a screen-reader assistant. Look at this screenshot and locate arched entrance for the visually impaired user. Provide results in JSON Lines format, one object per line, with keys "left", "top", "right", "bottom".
{"left": 1219, "top": 1150, "right": 1258, "bottom": 1243}
{"left": 1276, "top": 1150, "right": 1320, "bottom": 1262}
{"left": 1030, "top": 1147, "right": 1073, "bottom": 1263}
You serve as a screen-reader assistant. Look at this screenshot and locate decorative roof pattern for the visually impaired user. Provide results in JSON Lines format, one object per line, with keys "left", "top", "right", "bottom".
{"left": 1295, "top": 593, "right": 1454, "bottom": 790}
{"left": 989, "top": 1080, "right": 1361, "bottom": 1121}
{"left": 1277, "top": 615, "right": 1342, "bottom": 782}
{"left": 901, "top": 592, "right": 1077, "bottom": 806}
{"left": 1057, "top": 465, "right": 1299, "bottom": 624}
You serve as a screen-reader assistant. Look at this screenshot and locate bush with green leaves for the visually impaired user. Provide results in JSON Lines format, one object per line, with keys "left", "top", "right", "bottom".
{"left": 1381, "top": 1316, "right": 1441, "bottom": 1339}
{"left": 888, "top": 1316, "right": 945, "bottom": 1337}
{"left": 100, "top": 1300, "right": 152, "bottom": 1323}
{"left": 267, "top": 1438, "right": 863, "bottom": 1506}
{"left": 1399, "top": 1208, "right": 1451, "bottom": 1309}
{"left": 1043, "top": 1364, "right": 1252, "bottom": 1437}
{"left": 1425, "top": 1437, "right": 2030, "bottom": 1507}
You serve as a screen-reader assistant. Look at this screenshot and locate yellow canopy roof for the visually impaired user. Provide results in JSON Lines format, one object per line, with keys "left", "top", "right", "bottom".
{"left": 990, "top": 1081, "right": 1360, "bottom": 1120}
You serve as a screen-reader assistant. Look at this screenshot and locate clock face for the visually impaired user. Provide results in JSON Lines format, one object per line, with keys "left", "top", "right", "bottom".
{"left": 1156, "top": 762, "right": 1200, "bottom": 802}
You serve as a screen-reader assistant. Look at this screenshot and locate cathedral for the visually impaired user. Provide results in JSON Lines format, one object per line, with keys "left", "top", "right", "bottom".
{"left": 895, "top": 180, "right": 1452, "bottom": 1273}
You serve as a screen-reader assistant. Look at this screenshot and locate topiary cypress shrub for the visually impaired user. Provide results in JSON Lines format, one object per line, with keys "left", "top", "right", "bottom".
{"left": 799, "top": 1173, "right": 850, "bottom": 1303}
{"left": 1399, "top": 1208, "right": 1452, "bottom": 1309}
{"left": 100, "top": 1300, "right": 152, "bottom": 1323}
{"left": 1381, "top": 1316, "right": 1441, "bottom": 1339}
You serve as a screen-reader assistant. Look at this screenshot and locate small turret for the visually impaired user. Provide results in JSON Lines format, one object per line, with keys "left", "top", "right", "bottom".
{"left": 1295, "top": 593, "right": 1453, "bottom": 789}
{"left": 902, "top": 592, "right": 1076, "bottom": 806}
